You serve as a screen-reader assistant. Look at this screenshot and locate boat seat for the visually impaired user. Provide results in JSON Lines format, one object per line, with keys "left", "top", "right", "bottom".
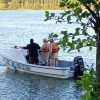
{"left": 58, "top": 60, "right": 74, "bottom": 68}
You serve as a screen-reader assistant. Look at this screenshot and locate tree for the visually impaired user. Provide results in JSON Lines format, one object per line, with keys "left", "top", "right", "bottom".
{"left": 45, "top": 0, "right": 100, "bottom": 80}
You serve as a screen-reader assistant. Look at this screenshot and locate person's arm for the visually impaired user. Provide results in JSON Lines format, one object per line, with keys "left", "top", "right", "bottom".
{"left": 23, "top": 45, "right": 29, "bottom": 49}
{"left": 36, "top": 44, "right": 40, "bottom": 49}
{"left": 58, "top": 46, "right": 60, "bottom": 51}
{"left": 40, "top": 44, "right": 46, "bottom": 50}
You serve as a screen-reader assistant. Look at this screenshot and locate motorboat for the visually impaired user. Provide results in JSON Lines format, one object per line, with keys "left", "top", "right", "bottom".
{"left": 0, "top": 47, "right": 76, "bottom": 79}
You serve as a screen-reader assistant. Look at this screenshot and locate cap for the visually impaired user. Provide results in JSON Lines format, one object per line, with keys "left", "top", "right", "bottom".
{"left": 43, "top": 38, "right": 47, "bottom": 41}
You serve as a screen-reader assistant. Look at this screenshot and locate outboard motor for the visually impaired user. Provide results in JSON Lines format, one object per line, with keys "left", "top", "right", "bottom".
{"left": 74, "top": 56, "right": 84, "bottom": 77}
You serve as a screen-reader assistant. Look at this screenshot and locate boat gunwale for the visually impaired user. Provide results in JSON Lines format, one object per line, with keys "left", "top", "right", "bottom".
{"left": 0, "top": 49, "right": 74, "bottom": 71}
{"left": 7, "top": 64, "right": 71, "bottom": 79}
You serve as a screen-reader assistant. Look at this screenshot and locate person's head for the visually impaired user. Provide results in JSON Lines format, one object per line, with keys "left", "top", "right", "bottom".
{"left": 30, "top": 39, "right": 34, "bottom": 43}
{"left": 43, "top": 38, "right": 47, "bottom": 43}
{"left": 14, "top": 46, "right": 17, "bottom": 48}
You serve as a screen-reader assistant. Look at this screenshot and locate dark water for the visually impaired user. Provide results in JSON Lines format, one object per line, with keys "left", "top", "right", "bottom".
{"left": 0, "top": 10, "right": 95, "bottom": 100}
{"left": 0, "top": 67, "right": 83, "bottom": 100}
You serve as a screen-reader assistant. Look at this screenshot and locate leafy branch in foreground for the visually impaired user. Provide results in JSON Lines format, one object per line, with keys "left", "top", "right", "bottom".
{"left": 46, "top": 30, "right": 97, "bottom": 52}
{"left": 45, "top": 1, "right": 98, "bottom": 52}
{"left": 77, "top": 65, "right": 100, "bottom": 100}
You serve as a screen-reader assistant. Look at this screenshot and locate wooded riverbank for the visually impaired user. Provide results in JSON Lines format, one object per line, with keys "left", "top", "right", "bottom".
{"left": 0, "top": 0, "right": 65, "bottom": 10}
{"left": 0, "top": 0, "right": 86, "bottom": 10}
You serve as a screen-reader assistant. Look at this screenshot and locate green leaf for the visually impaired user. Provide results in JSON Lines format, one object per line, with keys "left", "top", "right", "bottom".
{"left": 53, "top": 34, "right": 58, "bottom": 37}
{"left": 89, "top": 46, "right": 92, "bottom": 51}
{"left": 84, "top": 11, "right": 90, "bottom": 17}
{"left": 80, "top": 68, "right": 88, "bottom": 71}
{"left": 67, "top": 16, "right": 71, "bottom": 21}
{"left": 63, "top": 38, "right": 68, "bottom": 42}
{"left": 65, "top": 11, "right": 71, "bottom": 14}
{"left": 45, "top": 11, "right": 50, "bottom": 20}
{"left": 51, "top": 13, "right": 55, "bottom": 17}
{"left": 81, "top": 91, "right": 91, "bottom": 99}
{"left": 82, "top": 39, "right": 87, "bottom": 43}
{"left": 78, "top": 16, "right": 82, "bottom": 20}
{"left": 76, "top": 27, "right": 80, "bottom": 31}
{"left": 60, "top": 2, "right": 66, "bottom": 7}
{"left": 44, "top": 19, "right": 48, "bottom": 21}
{"left": 82, "top": 30, "right": 87, "bottom": 35}
{"left": 93, "top": 35, "right": 97, "bottom": 39}
{"left": 69, "top": 3, "right": 75, "bottom": 8}
{"left": 60, "top": 12, "right": 67, "bottom": 18}
{"left": 90, "top": 42, "right": 95, "bottom": 46}
{"left": 78, "top": 49, "right": 80, "bottom": 52}
{"left": 72, "top": 40, "right": 76, "bottom": 44}
{"left": 87, "top": 37, "right": 90, "bottom": 41}
{"left": 45, "top": 11, "right": 49, "bottom": 15}
{"left": 74, "top": 7, "right": 82, "bottom": 15}
{"left": 77, "top": 80, "right": 82, "bottom": 85}
{"left": 76, "top": 44, "right": 81, "bottom": 49}
{"left": 81, "top": 11, "right": 90, "bottom": 18}
{"left": 74, "top": 31, "right": 79, "bottom": 35}
{"left": 71, "top": 44, "right": 75, "bottom": 49}
{"left": 77, "top": 38, "right": 81, "bottom": 42}
{"left": 74, "top": 28, "right": 80, "bottom": 35}
{"left": 68, "top": 33, "right": 73, "bottom": 35}
{"left": 61, "top": 31, "right": 68, "bottom": 35}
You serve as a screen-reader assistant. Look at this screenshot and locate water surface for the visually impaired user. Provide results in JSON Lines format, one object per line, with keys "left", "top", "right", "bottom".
{"left": 0, "top": 10, "right": 95, "bottom": 100}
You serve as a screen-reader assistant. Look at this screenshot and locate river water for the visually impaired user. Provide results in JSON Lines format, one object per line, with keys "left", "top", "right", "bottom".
{"left": 0, "top": 10, "right": 96, "bottom": 100}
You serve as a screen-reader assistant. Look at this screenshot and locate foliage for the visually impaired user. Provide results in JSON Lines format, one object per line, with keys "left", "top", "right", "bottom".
{"left": 77, "top": 65, "right": 100, "bottom": 100}
{"left": 45, "top": 0, "right": 100, "bottom": 52}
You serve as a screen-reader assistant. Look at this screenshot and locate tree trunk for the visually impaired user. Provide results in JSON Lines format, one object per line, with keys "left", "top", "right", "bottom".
{"left": 96, "top": 30, "right": 100, "bottom": 81}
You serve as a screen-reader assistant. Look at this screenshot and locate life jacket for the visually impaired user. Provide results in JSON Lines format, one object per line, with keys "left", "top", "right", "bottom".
{"left": 50, "top": 41, "right": 59, "bottom": 54}
{"left": 43, "top": 43, "right": 50, "bottom": 53}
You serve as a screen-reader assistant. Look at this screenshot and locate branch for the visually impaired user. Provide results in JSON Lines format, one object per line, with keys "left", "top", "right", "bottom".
{"left": 95, "top": 5, "right": 99, "bottom": 17}
{"left": 89, "top": 17, "right": 95, "bottom": 29}
{"left": 65, "top": 44, "right": 97, "bottom": 51}
{"left": 81, "top": 44, "right": 97, "bottom": 47}
{"left": 57, "top": 20, "right": 94, "bottom": 29}
{"left": 86, "top": 5, "right": 97, "bottom": 20}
